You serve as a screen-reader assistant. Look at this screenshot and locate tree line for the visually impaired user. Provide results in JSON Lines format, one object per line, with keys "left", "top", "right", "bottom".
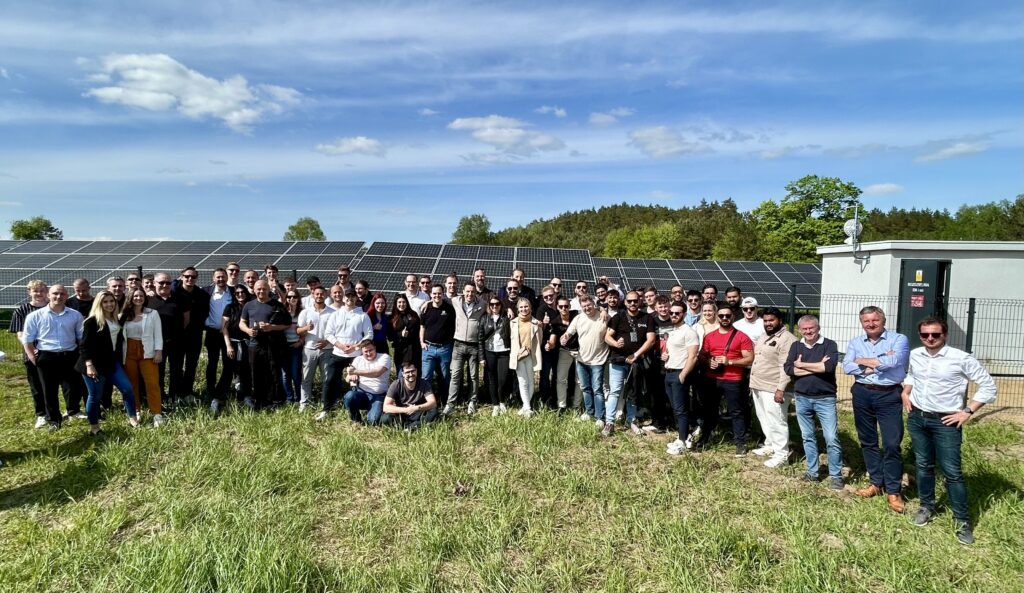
{"left": 452, "top": 175, "right": 1024, "bottom": 262}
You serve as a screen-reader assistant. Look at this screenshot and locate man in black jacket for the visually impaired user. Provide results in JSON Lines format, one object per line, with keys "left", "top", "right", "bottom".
{"left": 172, "top": 266, "right": 210, "bottom": 405}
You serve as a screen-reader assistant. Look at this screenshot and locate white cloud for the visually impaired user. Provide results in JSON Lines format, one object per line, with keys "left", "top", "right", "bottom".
{"left": 315, "top": 136, "right": 387, "bottom": 157}
{"left": 82, "top": 53, "right": 301, "bottom": 132}
{"left": 916, "top": 141, "right": 987, "bottom": 162}
{"left": 0, "top": 67, "right": 9, "bottom": 79}
{"left": 0, "top": 200, "right": 23, "bottom": 206}
{"left": 863, "top": 183, "right": 904, "bottom": 195}
{"left": 589, "top": 107, "right": 634, "bottom": 126}
{"left": 650, "top": 190, "right": 674, "bottom": 200}
{"left": 628, "top": 126, "right": 710, "bottom": 159}
{"left": 535, "top": 105, "right": 567, "bottom": 118}
{"left": 418, "top": 108, "right": 439, "bottom": 116}
{"left": 448, "top": 114, "right": 565, "bottom": 159}
{"left": 756, "top": 144, "right": 821, "bottom": 160}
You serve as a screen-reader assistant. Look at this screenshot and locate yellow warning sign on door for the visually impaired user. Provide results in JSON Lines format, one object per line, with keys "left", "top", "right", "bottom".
{"left": 915, "top": 270, "right": 923, "bottom": 282}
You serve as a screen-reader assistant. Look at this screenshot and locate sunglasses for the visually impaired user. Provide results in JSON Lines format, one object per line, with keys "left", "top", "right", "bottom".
{"left": 182, "top": 275, "right": 197, "bottom": 279}
{"left": 127, "top": 278, "right": 139, "bottom": 282}
{"left": 420, "top": 280, "right": 430, "bottom": 284}
{"left": 506, "top": 287, "right": 518, "bottom": 291}
{"left": 625, "top": 299, "right": 639, "bottom": 304}
{"left": 919, "top": 332, "right": 944, "bottom": 339}
{"left": 489, "top": 302, "right": 501, "bottom": 306}
{"left": 542, "top": 294, "right": 554, "bottom": 299}
{"left": 717, "top": 314, "right": 733, "bottom": 319}
{"left": 234, "top": 291, "right": 248, "bottom": 296}
{"left": 227, "top": 269, "right": 240, "bottom": 273}
{"left": 551, "top": 283, "right": 561, "bottom": 287}
{"left": 741, "top": 307, "right": 756, "bottom": 311}
{"left": 575, "top": 285, "right": 586, "bottom": 290}
{"left": 557, "top": 305, "right": 570, "bottom": 310}
{"left": 688, "top": 298, "right": 701, "bottom": 302}
{"left": 156, "top": 281, "right": 171, "bottom": 286}
{"left": 670, "top": 311, "right": 684, "bottom": 316}
{"left": 286, "top": 295, "right": 300, "bottom": 299}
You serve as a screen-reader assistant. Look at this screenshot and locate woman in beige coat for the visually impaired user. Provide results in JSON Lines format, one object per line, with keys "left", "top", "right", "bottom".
{"left": 509, "top": 297, "right": 543, "bottom": 416}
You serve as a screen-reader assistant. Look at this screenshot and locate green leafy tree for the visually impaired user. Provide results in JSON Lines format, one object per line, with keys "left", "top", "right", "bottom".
{"left": 711, "top": 216, "right": 760, "bottom": 260}
{"left": 10, "top": 216, "right": 63, "bottom": 240}
{"left": 283, "top": 217, "right": 326, "bottom": 241}
{"left": 749, "top": 175, "right": 861, "bottom": 262}
{"left": 603, "top": 222, "right": 683, "bottom": 258}
{"left": 451, "top": 214, "right": 493, "bottom": 244}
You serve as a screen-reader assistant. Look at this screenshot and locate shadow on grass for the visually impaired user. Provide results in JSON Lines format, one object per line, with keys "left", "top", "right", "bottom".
{"left": 0, "top": 431, "right": 116, "bottom": 511}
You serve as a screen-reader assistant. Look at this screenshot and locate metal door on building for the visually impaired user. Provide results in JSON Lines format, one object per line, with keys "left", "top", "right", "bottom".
{"left": 897, "top": 259, "right": 951, "bottom": 349}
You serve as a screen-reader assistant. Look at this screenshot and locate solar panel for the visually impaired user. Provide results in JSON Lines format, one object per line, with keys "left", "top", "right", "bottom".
{"left": 699, "top": 272, "right": 729, "bottom": 284}
{"left": 403, "top": 243, "right": 443, "bottom": 258}
{"left": 0, "top": 254, "right": 31, "bottom": 267}
{"left": 476, "top": 260, "right": 514, "bottom": 278}
{"left": 82, "top": 241, "right": 127, "bottom": 253}
{"left": 516, "top": 247, "right": 552, "bottom": 263}
{"left": 12, "top": 255, "right": 65, "bottom": 268}
{"left": 215, "top": 241, "right": 261, "bottom": 254}
{"left": 645, "top": 259, "right": 670, "bottom": 269}
{"left": 396, "top": 257, "right": 436, "bottom": 273}
{"left": 667, "top": 259, "right": 695, "bottom": 270}
{"left": 178, "top": 241, "right": 226, "bottom": 254}
{"left": 0, "top": 240, "right": 24, "bottom": 253}
{"left": 0, "top": 270, "right": 30, "bottom": 285}
{"left": 691, "top": 260, "right": 721, "bottom": 271}
{"left": 0, "top": 288, "right": 25, "bottom": 306}
{"left": 366, "top": 242, "right": 406, "bottom": 256}
{"left": 520, "top": 262, "right": 554, "bottom": 278}
{"left": 88, "top": 256, "right": 135, "bottom": 268}
{"left": 7, "top": 240, "right": 62, "bottom": 253}
{"left": 251, "top": 241, "right": 294, "bottom": 254}
{"left": 287, "top": 242, "right": 329, "bottom": 255}
{"left": 310, "top": 255, "right": 352, "bottom": 270}
{"left": 552, "top": 264, "right": 593, "bottom": 281}
{"left": 325, "top": 241, "right": 364, "bottom": 254}
{"left": 652, "top": 279, "right": 679, "bottom": 291}
{"left": 725, "top": 271, "right": 754, "bottom": 283}
{"left": 435, "top": 259, "right": 476, "bottom": 275}
{"left": 441, "top": 244, "right": 479, "bottom": 259}
{"left": 791, "top": 263, "right": 821, "bottom": 273}
{"left": 619, "top": 258, "right": 646, "bottom": 267}
{"left": 552, "top": 249, "right": 592, "bottom": 265}
{"left": 275, "top": 255, "right": 318, "bottom": 271}
{"left": 477, "top": 246, "right": 515, "bottom": 261}
{"left": 357, "top": 256, "right": 400, "bottom": 273}
{"left": 109, "top": 241, "right": 155, "bottom": 254}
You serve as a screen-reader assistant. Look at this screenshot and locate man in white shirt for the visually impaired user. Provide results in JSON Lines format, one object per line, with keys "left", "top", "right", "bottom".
{"left": 561, "top": 295, "right": 610, "bottom": 431}
{"left": 902, "top": 316, "right": 997, "bottom": 546}
{"left": 733, "top": 297, "right": 765, "bottom": 342}
{"left": 400, "top": 273, "right": 429, "bottom": 313}
{"left": 296, "top": 286, "right": 335, "bottom": 412}
{"left": 318, "top": 290, "right": 373, "bottom": 420}
{"left": 342, "top": 341, "right": 393, "bottom": 425}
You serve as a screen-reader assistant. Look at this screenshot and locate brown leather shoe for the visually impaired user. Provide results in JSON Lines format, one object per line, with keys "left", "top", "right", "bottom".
{"left": 855, "top": 484, "right": 882, "bottom": 498}
{"left": 887, "top": 494, "right": 905, "bottom": 513}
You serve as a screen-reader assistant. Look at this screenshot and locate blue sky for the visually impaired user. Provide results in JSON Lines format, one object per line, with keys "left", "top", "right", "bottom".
{"left": 1, "top": 1, "right": 1021, "bottom": 243}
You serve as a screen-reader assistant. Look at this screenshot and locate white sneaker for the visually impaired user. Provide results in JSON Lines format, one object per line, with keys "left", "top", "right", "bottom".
{"left": 517, "top": 406, "right": 533, "bottom": 417}
{"left": 577, "top": 413, "right": 591, "bottom": 422}
{"left": 299, "top": 402, "right": 308, "bottom": 412}
{"left": 467, "top": 403, "right": 476, "bottom": 415}
{"left": 689, "top": 425, "right": 702, "bottom": 443}
{"left": 34, "top": 416, "right": 48, "bottom": 429}
{"left": 491, "top": 406, "right": 500, "bottom": 417}
{"left": 595, "top": 419, "right": 604, "bottom": 428}
{"left": 630, "top": 422, "right": 643, "bottom": 435}
{"left": 75, "top": 412, "right": 89, "bottom": 420}
{"left": 764, "top": 454, "right": 788, "bottom": 469}
{"left": 615, "top": 410, "right": 624, "bottom": 421}
{"left": 441, "top": 404, "right": 455, "bottom": 416}
{"left": 153, "top": 414, "right": 165, "bottom": 427}
{"left": 641, "top": 424, "right": 660, "bottom": 433}
{"left": 209, "top": 399, "right": 220, "bottom": 415}
{"left": 498, "top": 403, "right": 507, "bottom": 414}
{"left": 684, "top": 435, "right": 695, "bottom": 450}
{"left": 314, "top": 411, "right": 328, "bottom": 422}
{"left": 666, "top": 440, "right": 685, "bottom": 455}
{"left": 752, "top": 446, "right": 773, "bottom": 457}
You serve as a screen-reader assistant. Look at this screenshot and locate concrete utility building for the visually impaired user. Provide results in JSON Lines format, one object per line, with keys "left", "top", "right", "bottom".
{"left": 817, "top": 240, "right": 1024, "bottom": 372}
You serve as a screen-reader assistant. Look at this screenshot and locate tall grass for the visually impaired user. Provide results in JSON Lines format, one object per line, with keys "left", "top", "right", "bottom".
{"left": 1, "top": 361, "right": 1022, "bottom": 592}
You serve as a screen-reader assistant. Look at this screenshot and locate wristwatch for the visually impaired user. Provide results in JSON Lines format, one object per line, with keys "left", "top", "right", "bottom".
{"left": 962, "top": 407, "right": 974, "bottom": 415}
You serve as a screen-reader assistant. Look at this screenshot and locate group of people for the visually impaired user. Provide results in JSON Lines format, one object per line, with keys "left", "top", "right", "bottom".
{"left": 8, "top": 263, "right": 998, "bottom": 544}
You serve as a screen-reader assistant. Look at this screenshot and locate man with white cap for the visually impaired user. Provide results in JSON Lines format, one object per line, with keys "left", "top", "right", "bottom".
{"left": 733, "top": 297, "right": 765, "bottom": 342}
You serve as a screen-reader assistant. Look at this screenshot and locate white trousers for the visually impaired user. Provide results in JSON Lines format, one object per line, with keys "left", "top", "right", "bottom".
{"left": 751, "top": 388, "right": 791, "bottom": 456}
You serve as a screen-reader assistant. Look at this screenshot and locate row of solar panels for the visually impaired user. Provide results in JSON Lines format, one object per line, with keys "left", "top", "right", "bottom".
{"left": 0, "top": 240, "right": 821, "bottom": 309}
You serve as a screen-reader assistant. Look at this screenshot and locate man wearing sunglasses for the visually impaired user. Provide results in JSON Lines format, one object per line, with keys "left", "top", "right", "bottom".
{"left": 699, "top": 303, "right": 754, "bottom": 456}
{"left": 733, "top": 297, "right": 765, "bottom": 342}
{"left": 149, "top": 272, "right": 183, "bottom": 407}
{"left": 684, "top": 290, "right": 702, "bottom": 326}
{"left": 172, "top": 266, "right": 210, "bottom": 407}
{"left": 902, "top": 317, "right": 996, "bottom": 545}
{"left": 203, "top": 268, "right": 235, "bottom": 409}
{"left": 843, "top": 306, "right": 910, "bottom": 513}
{"left": 605, "top": 290, "right": 657, "bottom": 435}
{"left": 443, "top": 282, "right": 486, "bottom": 416}
{"left": 335, "top": 266, "right": 355, "bottom": 294}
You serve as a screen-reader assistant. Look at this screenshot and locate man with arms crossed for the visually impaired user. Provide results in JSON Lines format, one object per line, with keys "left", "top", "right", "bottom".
{"left": 903, "top": 316, "right": 996, "bottom": 545}
{"left": 749, "top": 307, "right": 796, "bottom": 468}
{"left": 843, "top": 306, "right": 910, "bottom": 513}
{"left": 785, "top": 315, "right": 843, "bottom": 489}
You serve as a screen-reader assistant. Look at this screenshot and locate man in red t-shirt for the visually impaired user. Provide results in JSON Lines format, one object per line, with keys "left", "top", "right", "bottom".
{"left": 700, "top": 302, "right": 754, "bottom": 456}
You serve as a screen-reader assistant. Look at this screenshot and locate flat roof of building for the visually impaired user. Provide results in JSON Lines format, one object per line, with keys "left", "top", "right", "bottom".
{"left": 818, "top": 240, "right": 1024, "bottom": 255}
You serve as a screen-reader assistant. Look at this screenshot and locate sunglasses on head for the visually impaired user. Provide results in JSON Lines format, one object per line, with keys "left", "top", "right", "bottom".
{"left": 919, "top": 332, "right": 944, "bottom": 339}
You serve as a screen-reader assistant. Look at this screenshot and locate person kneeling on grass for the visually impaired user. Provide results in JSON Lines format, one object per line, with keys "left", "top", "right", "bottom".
{"left": 340, "top": 340, "right": 392, "bottom": 425}
{"left": 380, "top": 362, "right": 439, "bottom": 431}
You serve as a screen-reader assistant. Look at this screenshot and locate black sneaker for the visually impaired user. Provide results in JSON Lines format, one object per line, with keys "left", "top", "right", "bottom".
{"left": 829, "top": 477, "right": 845, "bottom": 490}
{"left": 911, "top": 507, "right": 935, "bottom": 526}
{"left": 799, "top": 473, "right": 819, "bottom": 483}
{"left": 955, "top": 521, "right": 974, "bottom": 545}
{"left": 734, "top": 444, "right": 746, "bottom": 458}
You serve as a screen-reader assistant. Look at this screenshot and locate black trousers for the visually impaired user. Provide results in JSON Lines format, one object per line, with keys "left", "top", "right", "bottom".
{"left": 483, "top": 350, "right": 511, "bottom": 406}
{"left": 249, "top": 341, "right": 283, "bottom": 409}
{"left": 204, "top": 328, "right": 234, "bottom": 399}
{"left": 176, "top": 328, "right": 203, "bottom": 397}
{"left": 34, "top": 350, "right": 84, "bottom": 424}
{"left": 23, "top": 359, "right": 47, "bottom": 417}
{"left": 322, "top": 353, "right": 354, "bottom": 412}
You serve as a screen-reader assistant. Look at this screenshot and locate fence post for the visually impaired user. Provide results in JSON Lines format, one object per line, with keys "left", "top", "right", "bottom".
{"left": 788, "top": 284, "right": 797, "bottom": 328}
{"left": 965, "top": 297, "right": 976, "bottom": 354}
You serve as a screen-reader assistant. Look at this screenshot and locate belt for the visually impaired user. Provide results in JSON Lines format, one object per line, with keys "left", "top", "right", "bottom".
{"left": 912, "top": 406, "right": 958, "bottom": 419}
{"left": 856, "top": 382, "right": 902, "bottom": 392}
{"left": 424, "top": 341, "right": 448, "bottom": 347}
{"left": 455, "top": 339, "right": 477, "bottom": 345}
{"left": 38, "top": 349, "right": 77, "bottom": 355}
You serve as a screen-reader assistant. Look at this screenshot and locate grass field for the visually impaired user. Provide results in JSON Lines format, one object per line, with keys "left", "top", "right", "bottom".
{"left": 1, "top": 359, "right": 1023, "bottom": 593}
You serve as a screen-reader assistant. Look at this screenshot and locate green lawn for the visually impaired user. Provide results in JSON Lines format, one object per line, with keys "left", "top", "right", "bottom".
{"left": 0, "top": 361, "right": 1022, "bottom": 593}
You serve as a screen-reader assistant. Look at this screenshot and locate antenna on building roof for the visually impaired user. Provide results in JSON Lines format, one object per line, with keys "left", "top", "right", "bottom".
{"left": 843, "top": 206, "right": 870, "bottom": 270}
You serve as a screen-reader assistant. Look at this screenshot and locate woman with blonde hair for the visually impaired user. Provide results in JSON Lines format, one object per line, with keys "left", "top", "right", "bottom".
{"left": 509, "top": 297, "right": 542, "bottom": 416}
{"left": 76, "top": 290, "right": 139, "bottom": 434}
{"left": 120, "top": 288, "right": 165, "bottom": 426}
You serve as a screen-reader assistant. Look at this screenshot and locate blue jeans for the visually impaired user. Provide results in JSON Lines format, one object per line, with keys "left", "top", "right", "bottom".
{"left": 851, "top": 383, "right": 904, "bottom": 494}
{"left": 422, "top": 343, "right": 453, "bottom": 405}
{"left": 84, "top": 362, "right": 137, "bottom": 424}
{"left": 908, "top": 409, "right": 968, "bottom": 522}
{"left": 664, "top": 369, "right": 691, "bottom": 441}
{"left": 794, "top": 395, "right": 843, "bottom": 479}
{"left": 576, "top": 362, "right": 606, "bottom": 420}
{"left": 343, "top": 388, "right": 386, "bottom": 425}
{"left": 608, "top": 362, "right": 637, "bottom": 425}
{"left": 281, "top": 345, "right": 303, "bottom": 402}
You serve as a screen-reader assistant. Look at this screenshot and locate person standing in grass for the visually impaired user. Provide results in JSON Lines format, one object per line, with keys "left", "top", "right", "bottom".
{"left": 119, "top": 288, "right": 165, "bottom": 426}
{"left": 9, "top": 279, "right": 49, "bottom": 429}
{"left": 698, "top": 302, "right": 754, "bottom": 456}
{"left": 444, "top": 282, "right": 486, "bottom": 416}
{"left": 239, "top": 280, "right": 291, "bottom": 410}
{"left": 902, "top": 316, "right": 997, "bottom": 546}
{"left": 76, "top": 291, "right": 140, "bottom": 434}
{"left": 21, "top": 284, "right": 87, "bottom": 429}
{"left": 381, "top": 362, "right": 439, "bottom": 431}
{"left": 296, "top": 286, "right": 335, "bottom": 412}
{"left": 843, "top": 305, "right": 910, "bottom": 514}
{"left": 663, "top": 302, "right": 700, "bottom": 455}
{"left": 561, "top": 294, "right": 611, "bottom": 434}
{"left": 784, "top": 315, "right": 843, "bottom": 489}
{"left": 479, "top": 297, "right": 513, "bottom": 416}
{"left": 509, "top": 297, "right": 543, "bottom": 417}
{"left": 749, "top": 307, "right": 797, "bottom": 469}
